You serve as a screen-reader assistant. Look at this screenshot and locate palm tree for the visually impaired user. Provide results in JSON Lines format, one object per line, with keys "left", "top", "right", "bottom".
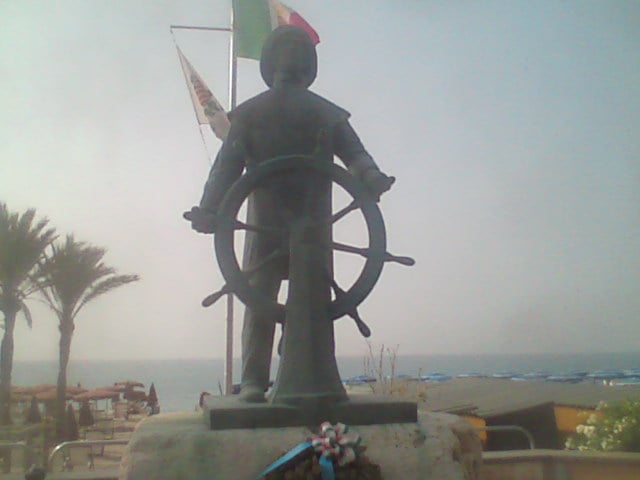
{"left": 36, "top": 235, "right": 139, "bottom": 440}
{"left": 0, "top": 204, "right": 56, "bottom": 425}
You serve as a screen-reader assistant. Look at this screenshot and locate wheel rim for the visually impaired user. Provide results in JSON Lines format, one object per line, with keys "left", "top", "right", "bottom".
{"left": 214, "top": 155, "right": 386, "bottom": 321}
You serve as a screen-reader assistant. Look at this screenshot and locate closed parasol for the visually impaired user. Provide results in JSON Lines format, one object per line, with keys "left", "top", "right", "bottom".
{"left": 25, "top": 396, "right": 42, "bottom": 424}
{"left": 147, "top": 383, "right": 158, "bottom": 406}
{"left": 78, "top": 401, "right": 94, "bottom": 427}
{"left": 146, "top": 383, "right": 159, "bottom": 414}
{"left": 65, "top": 403, "right": 79, "bottom": 441}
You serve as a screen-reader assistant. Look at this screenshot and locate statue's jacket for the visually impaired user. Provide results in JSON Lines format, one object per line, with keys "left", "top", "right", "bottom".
{"left": 199, "top": 85, "right": 380, "bottom": 275}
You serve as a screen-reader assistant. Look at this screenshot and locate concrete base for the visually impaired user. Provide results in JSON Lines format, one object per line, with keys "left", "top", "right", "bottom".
{"left": 119, "top": 411, "right": 482, "bottom": 480}
{"left": 202, "top": 393, "right": 417, "bottom": 429}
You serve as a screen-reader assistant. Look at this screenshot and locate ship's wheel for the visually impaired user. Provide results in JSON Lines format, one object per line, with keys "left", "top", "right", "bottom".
{"left": 202, "top": 155, "right": 414, "bottom": 337}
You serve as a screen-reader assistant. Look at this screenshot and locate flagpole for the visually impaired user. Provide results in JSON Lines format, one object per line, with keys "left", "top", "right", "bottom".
{"left": 170, "top": 21, "right": 236, "bottom": 396}
{"left": 224, "top": 2, "right": 238, "bottom": 397}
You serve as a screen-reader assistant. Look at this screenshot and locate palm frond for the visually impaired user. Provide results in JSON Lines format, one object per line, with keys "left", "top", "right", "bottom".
{"left": 36, "top": 235, "right": 139, "bottom": 324}
{"left": 74, "top": 274, "right": 139, "bottom": 317}
{"left": 18, "top": 299, "right": 33, "bottom": 329}
{"left": 0, "top": 203, "right": 56, "bottom": 319}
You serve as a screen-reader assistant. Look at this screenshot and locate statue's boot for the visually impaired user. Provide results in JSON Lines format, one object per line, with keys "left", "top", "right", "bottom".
{"left": 238, "top": 383, "right": 266, "bottom": 403}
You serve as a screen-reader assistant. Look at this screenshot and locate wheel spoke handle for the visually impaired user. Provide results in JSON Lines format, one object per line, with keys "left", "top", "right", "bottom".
{"left": 331, "top": 242, "right": 415, "bottom": 266}
{"left": 201, "top": 249, "right": 288, "bottom": 308}
{"left": 349, "top": 309, "right": 371, "bottom": 338}
{"left": 202, "top": 284, "right": 231, "bottom": 307}
{"left": 330, "top": 280, "right": 371, "bottom": 338}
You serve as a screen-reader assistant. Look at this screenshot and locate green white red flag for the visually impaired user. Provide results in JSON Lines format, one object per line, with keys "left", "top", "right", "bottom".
{"left": 176, "top": 47, "right": 230, "bottom": 141}
{"left": 233, "top": 0, "right": 320, "bottom": 60}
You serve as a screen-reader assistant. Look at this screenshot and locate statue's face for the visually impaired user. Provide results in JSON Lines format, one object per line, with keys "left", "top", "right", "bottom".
{"left": 260, "top": 26, "right": 317, "bottom": 88}
{"left": 272, "top": 40, "right": 314, "bottom": 85}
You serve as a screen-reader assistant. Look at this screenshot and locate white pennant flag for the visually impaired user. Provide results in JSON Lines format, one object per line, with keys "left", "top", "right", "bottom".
{"left": 177, "top": 48, "right": 230, "bottom": 141}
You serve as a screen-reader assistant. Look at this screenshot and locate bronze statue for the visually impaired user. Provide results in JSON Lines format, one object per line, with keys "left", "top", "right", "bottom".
{"left": 186, "top": 26, "right": 393, "bottom": 403}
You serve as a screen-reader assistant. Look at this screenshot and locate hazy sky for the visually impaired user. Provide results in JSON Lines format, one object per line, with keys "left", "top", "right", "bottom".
{"left": 1, "top": 0, "right": 639, "bottom": 362}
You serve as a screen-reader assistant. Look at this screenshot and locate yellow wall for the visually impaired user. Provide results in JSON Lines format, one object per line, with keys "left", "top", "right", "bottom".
{"left": 553, "top": 405, "right": 597, "bottom": 434}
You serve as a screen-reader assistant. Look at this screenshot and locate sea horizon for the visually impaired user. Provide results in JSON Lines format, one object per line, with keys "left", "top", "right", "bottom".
{"left": 11, "top": 352, "right": 639, "bottom": 413}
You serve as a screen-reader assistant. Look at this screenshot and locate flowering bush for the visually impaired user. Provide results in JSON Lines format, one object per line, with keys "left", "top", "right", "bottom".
{"left": 565, "top": 399, "right": 640, "bottom": 452}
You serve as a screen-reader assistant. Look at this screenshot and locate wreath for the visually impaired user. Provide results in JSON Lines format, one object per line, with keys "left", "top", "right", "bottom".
{"left": 259, "top": 422, "right": 383, "bottom": 480}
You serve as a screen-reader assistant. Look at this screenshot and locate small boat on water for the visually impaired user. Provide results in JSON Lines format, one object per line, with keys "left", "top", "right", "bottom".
{"left": 491, "top": 371, "right": 519, "bottom": 379}
{"left": 343, "top": 375, "right": 377, "bottom": 385}
{"left": 420, "top": 373, "right": 452, "bottom": 382}
{"left": 545, "top": 374, "right": 585, "bottom": 384}
{"left": 456, "top": 372, "right": 485, "bottom": 379}
{"left": 516, "top": 371, "right": 552, "bottom": 381}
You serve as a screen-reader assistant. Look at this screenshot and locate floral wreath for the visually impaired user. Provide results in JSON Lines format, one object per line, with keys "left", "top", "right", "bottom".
{"left": 258, "top": 422, "right": 382, "bottom": 480}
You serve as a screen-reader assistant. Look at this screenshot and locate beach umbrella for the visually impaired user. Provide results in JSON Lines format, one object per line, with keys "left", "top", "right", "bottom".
{"left": 125, "top": 390, "right": 147, "bottom": 402}
{"left": 65, "top": 403, "right": 79, "bottom": 441}
{"left": 115, "top": 380, "right": 145, "bottom": 388}
{"left": 78, "top": 401, "right": 94, "bottom": 427}
{"left": 9, "top": 387, "right": 30, "bottom": 403}
{"left": 99, "top": 384, "right": 127, "bottom": 393}
{"left": 11, "top": 385, "right": 31, "bottom": 395}
{"left": 73, "top": 388, "right": 120, "bottom": 402}
{"left": 25, "top": 396, "right": 42, "bottom": 424}
{"left": 35, "top": 388, "right": 74, "bottom": 402}
{"left": 65, "top": 385, "right": 88, "bottom": 396}
{"left": 30, "top": 384, "right": 57, "bottom": 393}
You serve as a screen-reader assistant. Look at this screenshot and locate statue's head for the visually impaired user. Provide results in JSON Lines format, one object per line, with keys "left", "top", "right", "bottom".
{"left": 260, "top": 26, "right": 317, "bottom": 89}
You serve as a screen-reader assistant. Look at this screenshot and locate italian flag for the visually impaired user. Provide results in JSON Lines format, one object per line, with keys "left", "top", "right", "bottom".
{"left": 234, "top": 0, "right": 320, "bottom": 60}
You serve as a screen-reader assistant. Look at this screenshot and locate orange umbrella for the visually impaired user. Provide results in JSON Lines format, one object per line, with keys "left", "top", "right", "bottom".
{"left": 73, "top": 388, "right": 120, "bottom": 402}
{"left": 125, "top": 390, "right": 147, "bottom": 402}
{"left": 26, "top": 383, "right": 56, "bottom": 393}
{"left": 98, "top": 384, "right": 127, "bottom": 393}
{"left": 9, "top": 388, "right": 31, "bottom": 403}
{"left": 35, "top": 388, "right": 74, "bottom": 401}
{"left": 115, "top": 380, "right": 145, "bottom": 388}
{"left": 65, "top": 385, "right": 88, "bottom": 395}
{"left": 11, "top": 386, "right": 31, "bottom": 394}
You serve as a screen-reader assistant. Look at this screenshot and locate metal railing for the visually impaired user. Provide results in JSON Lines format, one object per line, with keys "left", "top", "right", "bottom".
{"left": 47, "top": 439, "right": 128, "bottom": 472}
{"left": 475, "top": 425, "right": 536, "bottom": 449}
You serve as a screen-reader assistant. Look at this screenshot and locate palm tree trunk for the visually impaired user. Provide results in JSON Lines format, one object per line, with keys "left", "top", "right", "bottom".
{"left": 0, "top": 308, "right": 17, "bottom": 426}
{"left": 56, "top": 319, "right": 74, "bottom": 442}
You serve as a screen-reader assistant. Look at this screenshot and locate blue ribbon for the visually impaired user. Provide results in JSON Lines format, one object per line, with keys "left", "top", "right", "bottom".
{"left": 256, "top": 440, "right": 335, "bottom": 480}
{"left": 318, "top": 454, "right": 335, "bottom": 480}
{"left": 256, "top": 441, "right": 311, "bottom": 479}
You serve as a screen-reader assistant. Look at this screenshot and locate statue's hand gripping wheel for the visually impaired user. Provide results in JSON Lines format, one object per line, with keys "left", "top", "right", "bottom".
{"left": 201, "top": 155, "right": 415, "bottom": 337}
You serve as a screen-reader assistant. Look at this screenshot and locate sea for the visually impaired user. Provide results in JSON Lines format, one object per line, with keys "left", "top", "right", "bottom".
{"left": 11, "top": 352, "right": 639, "bottom": 413}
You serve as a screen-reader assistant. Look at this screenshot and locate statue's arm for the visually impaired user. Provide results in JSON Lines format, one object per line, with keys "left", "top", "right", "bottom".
{"left": 333, "top": 121, "right": 394, "bottom": 200}
{"left": 199, "top": 125, "right": 245, "bottom": 213}
{"left": 185, "top": 124, "right": 245, "bottom": 234}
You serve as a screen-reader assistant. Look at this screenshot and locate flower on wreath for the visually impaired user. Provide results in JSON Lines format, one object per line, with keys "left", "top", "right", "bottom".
{"left": 310, "top": 421, "right": 361, "bottom": 467}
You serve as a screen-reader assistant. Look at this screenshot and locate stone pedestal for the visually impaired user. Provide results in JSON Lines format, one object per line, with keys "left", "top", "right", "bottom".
{"left": 119, "top": 410, "right": 482, "bottom": 480}
{"left": 202, "top": 393, "right": 417, "bottom": 430}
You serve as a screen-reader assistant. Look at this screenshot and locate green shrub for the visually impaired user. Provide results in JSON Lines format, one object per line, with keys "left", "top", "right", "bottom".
{"left": 565, "top": 399, "right": 640, "bottom": 452}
